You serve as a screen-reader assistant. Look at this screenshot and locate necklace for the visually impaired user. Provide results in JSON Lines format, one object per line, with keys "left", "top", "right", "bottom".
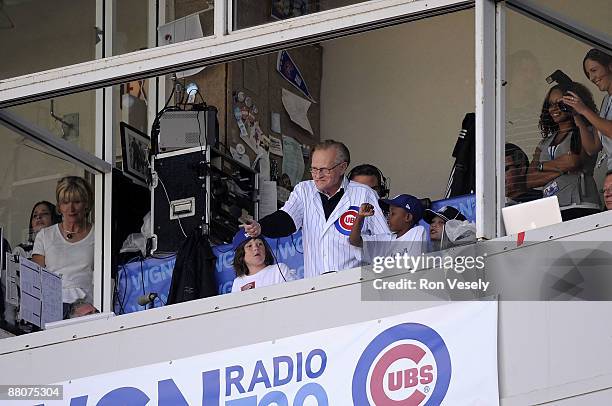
{"left": 61, "top": 223, "right": 84, "bottom": 240}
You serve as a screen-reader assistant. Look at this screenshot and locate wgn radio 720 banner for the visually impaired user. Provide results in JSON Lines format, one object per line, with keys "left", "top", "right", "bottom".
{"left": 11, "top": 301, "right": 498, "bottom": 406}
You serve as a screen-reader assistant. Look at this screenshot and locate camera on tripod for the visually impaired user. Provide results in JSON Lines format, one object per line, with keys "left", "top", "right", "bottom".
{"left": 546, "top": 69, "right": 575, "bottom": 113}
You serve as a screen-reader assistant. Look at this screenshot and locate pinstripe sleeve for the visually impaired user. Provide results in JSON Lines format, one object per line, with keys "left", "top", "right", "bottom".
{"left": 280, "top": 182, "right": 305, "bottom": 230}
{"left": 363, "top": 189, "right": 390, "bottom": 235}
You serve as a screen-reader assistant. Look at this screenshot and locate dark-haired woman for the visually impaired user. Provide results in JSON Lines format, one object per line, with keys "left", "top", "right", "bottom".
{"left": 562, "top": 48, "right": 612, "bottom": 170}
{"left": 527, "top": 84, "right": 600, "bottom": 221}
{"left": 13, "top": 201, "right": 60, "bottom": 259}
{"left": 231, "top": 235, "right": 296, "bottom": 293}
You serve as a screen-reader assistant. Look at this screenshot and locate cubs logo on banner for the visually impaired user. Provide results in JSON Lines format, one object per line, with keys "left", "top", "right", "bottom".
{"left": 26, "top": 302, "right": 498, "bottom": 406}
{"left": 352, "top": 323, "right": 451, "bottom": 405}
{"left": 335, "top": 205, "right": 359, "bottom": 235}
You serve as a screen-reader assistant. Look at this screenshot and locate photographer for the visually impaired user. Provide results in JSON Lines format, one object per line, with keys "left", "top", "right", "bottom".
{"left": 562, "top": 49, "right": 612, "bottom": 170}
{"left": 527, "top": 83, "right": 601, "bottom": 221}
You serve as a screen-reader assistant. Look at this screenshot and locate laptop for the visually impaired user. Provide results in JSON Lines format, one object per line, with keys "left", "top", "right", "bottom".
{"left": 502, "top": 196, "right": 562, "bottom": 235}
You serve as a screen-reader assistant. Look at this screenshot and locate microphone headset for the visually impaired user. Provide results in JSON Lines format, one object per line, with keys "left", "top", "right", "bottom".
{"left": 348, "top": 164, "right": 390, "bottom": 198}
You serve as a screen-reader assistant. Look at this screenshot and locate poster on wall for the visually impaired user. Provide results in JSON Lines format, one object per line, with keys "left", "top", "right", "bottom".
{"left": 36, "top": 301, "right": 499, "bottom": 406}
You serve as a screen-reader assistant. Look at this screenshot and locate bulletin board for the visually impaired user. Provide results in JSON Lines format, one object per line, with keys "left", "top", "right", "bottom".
{"left": 225, "top": 45, "right": 322, "bottom": 195}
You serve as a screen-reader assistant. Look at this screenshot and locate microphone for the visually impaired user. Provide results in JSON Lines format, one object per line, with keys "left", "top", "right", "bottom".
{"left": 137, "top": 293, "right": 158, "bottom": 306}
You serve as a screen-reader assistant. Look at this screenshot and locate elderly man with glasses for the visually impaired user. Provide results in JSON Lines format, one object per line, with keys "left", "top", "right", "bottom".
{"left": 242, "top": 140, "right": 389, "bottom": 278}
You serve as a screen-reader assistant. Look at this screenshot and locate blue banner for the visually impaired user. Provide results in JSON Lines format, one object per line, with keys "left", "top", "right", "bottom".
{"left": 114, "top": 255, "right": 176, "bottom": 314}
{"left": 115, "top": 231, "right": 305, "bottom": 313}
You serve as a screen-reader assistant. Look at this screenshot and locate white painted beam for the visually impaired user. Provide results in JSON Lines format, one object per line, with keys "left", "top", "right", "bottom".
{"left": 475, "top": 0, "right": 497, "bottom": 239}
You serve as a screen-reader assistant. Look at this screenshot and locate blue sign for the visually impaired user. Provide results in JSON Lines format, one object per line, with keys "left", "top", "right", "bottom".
{"left": 115, "top": 231, "right": 305, "bottom": 313}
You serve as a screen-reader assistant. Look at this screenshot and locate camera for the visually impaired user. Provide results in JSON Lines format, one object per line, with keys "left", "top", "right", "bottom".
{"left": 546, "top": 69, "right": 574, "bottom": 113}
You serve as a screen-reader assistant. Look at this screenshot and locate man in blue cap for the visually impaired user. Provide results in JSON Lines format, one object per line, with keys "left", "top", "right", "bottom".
{"left": 349, "top": 194, "right": 427, "bottom": 261}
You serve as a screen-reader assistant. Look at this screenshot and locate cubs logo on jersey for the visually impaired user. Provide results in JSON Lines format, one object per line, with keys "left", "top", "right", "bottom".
{"left": 335, "top": 206, "right": 360, "bottom": 235}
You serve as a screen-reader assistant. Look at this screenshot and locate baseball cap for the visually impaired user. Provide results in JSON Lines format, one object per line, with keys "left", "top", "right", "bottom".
{"left": 379, "top": 194, "right": 424, "bottom": 223}
{"left": 423, "top": 206, "right": 466, "bottom": 224}
{"left": 232, "top": 230, "right": 252, "bottom": 250}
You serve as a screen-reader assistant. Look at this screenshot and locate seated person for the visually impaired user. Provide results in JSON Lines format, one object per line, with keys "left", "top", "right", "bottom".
{"left": 349, "top": 194, "right": 427, "bottom": 260}
{"left": 604, "top": 170, "right": 612, "bottom": 211}
{"left": 348, "top": 164, "right": 389, "bottom": 198}
{"left": 68, "top": 299, "right": 99, "bottom": 319}
{"left": 13, "top": 201, "right": 61, "bottom": 259}
{"left": 505, "top": 143, "right": 543, "bottom": 205}
{"left": 231, "top": 232, "right": 297, "bottom": 293}
{"left": 423, "top": 206, "right": 468, "bottom": 252}
{"left": 32, "top": 176, "right": 95, "bottom": 318}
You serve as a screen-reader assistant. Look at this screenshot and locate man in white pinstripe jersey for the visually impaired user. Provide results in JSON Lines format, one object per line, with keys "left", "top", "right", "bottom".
{"left": 242, "top": 140, "right": 389, "bottom": 278}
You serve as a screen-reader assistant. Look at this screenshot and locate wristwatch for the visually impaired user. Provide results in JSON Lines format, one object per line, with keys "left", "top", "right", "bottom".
{"left": 537, "top": 162, "right": 544, "bottom": 172}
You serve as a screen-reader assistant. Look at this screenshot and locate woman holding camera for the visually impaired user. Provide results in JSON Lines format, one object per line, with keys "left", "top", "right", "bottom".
{"left": 562, "top": 49, "right": 612, "bottom": 170}
{"left": 527, "top": 83, "right": 600, "bottom": 221}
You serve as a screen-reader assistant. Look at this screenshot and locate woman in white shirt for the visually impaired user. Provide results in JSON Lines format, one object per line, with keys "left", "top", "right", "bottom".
{"left": 32, "top": 176, "right": 95, "bottom": 317}
{"left": 231, "top": 233, "right": 296, "bottom": 293}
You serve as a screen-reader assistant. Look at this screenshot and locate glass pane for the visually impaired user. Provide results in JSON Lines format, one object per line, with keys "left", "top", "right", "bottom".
{"left": 142, "top": 8, "right": 475, "bottom": 253}
{"left": 0, "top": 0, "right": 216, "bottom": 80}
{"left": 0, "top": 124, "right": 97, "bottom": 332}
{"left": 532, "top": 0, "right": 611, "bottom": 38}
{"left": 504, "top": 9, "right": 607, "bottom": 226}
{"left": 7, "top": 90, "right": 97, "bottom": 156}
{"left": 0, "top": 0, "right": 96, "bottom": 79}
{"left": 114, "top": 0, "right": 215, "bottom": 57}
{"left": 111, "top": 8, "right": 476, "bottom": 312}
{"left": 233, "top": 0, "right": 373, "bottom": 30}
{"left": 114, "top": 0, "right": 149, "bottom": 56}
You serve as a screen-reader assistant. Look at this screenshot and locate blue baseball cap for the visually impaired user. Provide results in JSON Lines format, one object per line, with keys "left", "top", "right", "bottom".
{"left": 379, "top": 194, "right": 424, "bottom": 223}
{"left": 232, "top": 230, "right": 252, "bottom": 250}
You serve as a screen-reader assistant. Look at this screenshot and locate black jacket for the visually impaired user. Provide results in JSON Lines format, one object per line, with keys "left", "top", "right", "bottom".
{"left": 166, "top": 231, "right": 217, "bottom": 304}
{"left": 446, "top": 113, "right": 476, "bottom": 198}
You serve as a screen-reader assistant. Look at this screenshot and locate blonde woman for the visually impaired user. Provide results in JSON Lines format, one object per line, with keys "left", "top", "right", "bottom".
{"left": 32, "top": 176, "right": 94, "bottom": 317}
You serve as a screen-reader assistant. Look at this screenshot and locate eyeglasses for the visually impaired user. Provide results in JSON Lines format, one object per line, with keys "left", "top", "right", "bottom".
{"left": 310, "top": 161, "right": 346, "bottom": 176}
{"left": 505, "top": 164, "right": 521, "bottom": 172}
{"left": 601, "top": 186, "right": 612, "bottom": 194}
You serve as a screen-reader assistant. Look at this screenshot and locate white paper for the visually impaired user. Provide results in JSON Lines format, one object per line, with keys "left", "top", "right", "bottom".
{"left": 254, "top": 150, "right": 271, "bottom": 181}
{"left": 20, "top": 292, "right": 41, "bottom": 327}
{"left": 281, "top": 135, "right": 305, "bottom": 187}
{"left": 16, "top": 257, "right": 63, "bottom": 328}
{"left": 282, "top": 88, "right": 313, "bottom": 135}
{"left": 19, "top": 259, "right": 41, "bottom": 298}
{"left": 6, "top": 257, "right": 19, "bottom": 305}
{"left": 269, "top": 136, "right": 283, "bottom": 156}
{"left": 19, "top": 260, "right": 42, "bottom": 327}
{"left": 42, "top": 269, "right": 63, "bottom": 325}
{"left": 259, "top": 181, "right": 278, "bottom": 218}
{"left": 271, "top": 112, "right": 281, "bottom": 133}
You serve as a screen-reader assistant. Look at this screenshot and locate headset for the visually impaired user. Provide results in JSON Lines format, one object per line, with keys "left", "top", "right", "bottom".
{"left": 348, "top": 164, "right": 390, "bottom": 198}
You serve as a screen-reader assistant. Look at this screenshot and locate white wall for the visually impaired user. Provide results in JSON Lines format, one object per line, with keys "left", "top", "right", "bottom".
{"left": 321, "top": 10, "right": 475, "bottom": 201}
